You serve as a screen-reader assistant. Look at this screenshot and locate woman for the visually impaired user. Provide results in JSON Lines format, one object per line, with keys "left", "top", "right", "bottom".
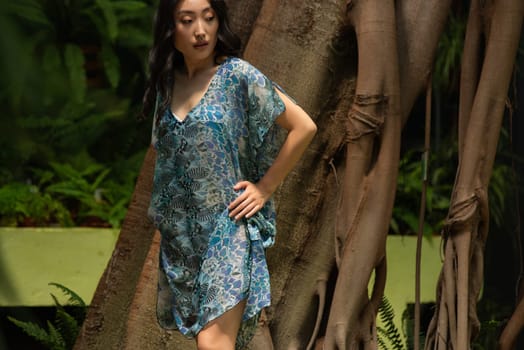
{"left": 142, "top": 1, "right": 316, "bottom": 349}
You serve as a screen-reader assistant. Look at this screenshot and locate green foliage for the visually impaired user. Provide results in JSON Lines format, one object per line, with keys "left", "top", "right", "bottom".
{"left": 7, "top": 283, "right": 87, "bottom": 350}
{"left": 0, "top": 152, "right": 143, "bottom": 227}
{"left": 0, "top": 0, "right": 155, "bottom": 157}
{"left": 472, "top": 298, "right": 513, "bottom": 350}
{"left": 434, "top": 12, "right": 466, "bottom": 91}
{"left": 488, "top": 127, "right": 521, "bottom": 229}
{"left": 0, "top": 0, "right": 154, "bottom": 226}
{"left": 48, "top": 282, "right": 87, "bottom": 310}
{"left": 377, "top": 296, "right": 406, "bottom": 350}
{"left": 0, "top": 182, "right": 72, "bottom": 226}
{"left": 8, "top": 318, "right": 66, "bottom": 350}
{"left": 392, "top": 129, "right": 520, "bottom": 236}
{"left": 392, "top": 145, "right": 454, "bottom": 237}
{"left": 45, "top": 160, "right": 135, "bottom": 227}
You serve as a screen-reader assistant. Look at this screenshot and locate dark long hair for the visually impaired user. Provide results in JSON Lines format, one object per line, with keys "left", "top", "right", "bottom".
{"left": 141, "top": 0, "right": 241, "bottom": 120}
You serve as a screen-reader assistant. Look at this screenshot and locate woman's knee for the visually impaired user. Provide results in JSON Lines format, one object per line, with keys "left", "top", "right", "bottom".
{"left": 196, "top": 327, "right": 235, "bottom": 350}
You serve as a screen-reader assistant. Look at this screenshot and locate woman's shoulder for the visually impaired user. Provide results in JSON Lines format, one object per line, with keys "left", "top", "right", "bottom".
{"left": 222, "top": 56, "right": 250, "bottom": 69}
{"left": 222, "top": 57, "right": 261, "bottom": 77}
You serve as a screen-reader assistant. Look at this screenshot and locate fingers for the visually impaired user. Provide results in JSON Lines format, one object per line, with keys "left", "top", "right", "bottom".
{"left": 231, "top": 201, "right": 260, "bottom": 220}
{"left": 233, "top": 181, "right": 250, "bottom": 191}
{"left": 228, "top": 181, "right": 266, "bottom": 220}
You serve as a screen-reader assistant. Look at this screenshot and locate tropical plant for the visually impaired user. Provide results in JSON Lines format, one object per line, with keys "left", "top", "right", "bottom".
{"left": 392, "top": 127, "right": 520, "bottom": 237}
{"left": 433, "top": 12, "right": 466, "bottom": 91}
{"left": 8, "top": 283, "right": 87, "bottom": 350}
{"left": 0, "top": 153, "right": 144, "bottom": 227}
{"left": 0, "top": 0, "right": 154, "bottom": 227}
{"left": 391, "top": 144, "right": 454, "bottom": 237}
{"left": 40, "top": 159, "right": 140, "bottom": 227}
{"left": 0, "top": 182, "right": 72, "bottom": 226}
{"left": 377, "top": 296, "right": 406, "bottom": 350}
{"left": 0, "top": 0, "right": 153, "bottom": 175}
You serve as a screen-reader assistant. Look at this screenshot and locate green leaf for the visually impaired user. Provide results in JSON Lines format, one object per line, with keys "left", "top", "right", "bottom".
{"left": 96, "top": 0, "right": 119, "bottom": 41}
{"left": 378, "top": 296, "right": 406, "bottom": 350}
{"left": 46, "top": 321, "right": 66, "bottom": 350}
{"left": 49, "top": 282, "right": 86, "bottom": 308}
{"left": 6, "top": 0, "right": 52, "bottom": 28}
{"left": 7, "top": 317, "right": 53, "bottom": 348}
{"left": 426, "top": 187, "right": 434, "bottom": 212}
{"left": 92, "top": 168, "right": 111, "bottom": 189}
{"left": 402, "top": 211, "right": 420, "bottom": 234}
{"left": 110, "top": 1, "right": 148, "bottom": 11}
{"left": 101, "top": 44, "right": 120, "bottom": 88}
{"left": 54, "top": 308, "right": 80, "bottom": 348}
{"left": 118, "top": 25, "right": 152, "bottom": 47}
{"left": 83, "top": 7, "right": 107, "bottom": 39}
{"left": 49, "top": 283, "right": 87, "bottom": 323}
{"left": 390, "top": 217, "right": 399, "bottom": 234}
{"left": 42, "top": 45, "right": 62, "bottom": 74}
{"left": 64, "top": 44, "right": 86, "bottom": 103}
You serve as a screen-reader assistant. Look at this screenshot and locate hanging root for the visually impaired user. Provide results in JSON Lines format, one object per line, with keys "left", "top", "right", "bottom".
{"left": 346, "top": 94, "right": 388, "bottom": 142}
{"left": 306, "top": 274, "right": 329, "bottom": 350}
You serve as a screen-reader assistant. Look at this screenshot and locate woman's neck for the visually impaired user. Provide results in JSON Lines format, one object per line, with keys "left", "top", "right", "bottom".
{"left": 182, "top": 55, "right": 216, "bottom": 80}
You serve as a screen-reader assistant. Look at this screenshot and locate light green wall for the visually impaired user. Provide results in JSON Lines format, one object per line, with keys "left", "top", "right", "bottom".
{"left": 0, "top": 228, "right": 118, "bottom": 306}
{"left": 380, "top": 235, "right": 442, "bottom": 345}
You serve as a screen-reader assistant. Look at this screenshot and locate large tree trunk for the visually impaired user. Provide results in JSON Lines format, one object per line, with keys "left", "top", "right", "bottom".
{"left": 424, "top": 1, "right": 524, "bottom": 349}
{"left": 242, "top": 1, "right": 352, "bottom": 348}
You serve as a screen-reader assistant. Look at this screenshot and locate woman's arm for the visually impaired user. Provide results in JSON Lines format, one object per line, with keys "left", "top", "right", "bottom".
{"left": 228, "top": 90, "right": 317, "bottom": 220}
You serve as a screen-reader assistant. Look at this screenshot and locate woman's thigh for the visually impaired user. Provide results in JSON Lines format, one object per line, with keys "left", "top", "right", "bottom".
{"left": 195, "top": 300, "right": 247, "bottom": 350}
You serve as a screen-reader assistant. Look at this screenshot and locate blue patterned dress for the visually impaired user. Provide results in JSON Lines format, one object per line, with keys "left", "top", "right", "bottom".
{"left": 148, "top": 57, "right": 286, "bottom": 348}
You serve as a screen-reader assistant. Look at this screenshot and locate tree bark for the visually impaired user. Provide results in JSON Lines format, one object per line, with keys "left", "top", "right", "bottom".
{"left": 323, "top": 1, "right": 402, "bottom": 348}
{"left": 74, "top": 146, "right": 156, "bottom": 350}
{"left": 121, "top": 230, "right": 196, "bottom": 349}
{"left": 498, "top": 296, "right": 524, "bottom": 350}
{"left": 242, "top": 1, "right": 353, "bottom": 349}
{"left": 396, "top": 0, "right": 453, "bottom": 125}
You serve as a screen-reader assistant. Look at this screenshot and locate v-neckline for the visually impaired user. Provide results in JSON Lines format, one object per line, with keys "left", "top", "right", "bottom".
{"left": 170, "top": 58, "right": 229, "bottom": 123}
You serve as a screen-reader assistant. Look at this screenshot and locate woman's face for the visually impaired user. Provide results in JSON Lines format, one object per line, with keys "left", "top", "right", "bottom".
{"left": 173, "top": 0, "right": 219, "bottom": 64}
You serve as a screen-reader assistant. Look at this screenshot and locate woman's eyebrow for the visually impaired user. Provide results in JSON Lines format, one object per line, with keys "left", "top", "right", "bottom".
{"left": 177, "top": 7, "right": 213, "bottom": 15}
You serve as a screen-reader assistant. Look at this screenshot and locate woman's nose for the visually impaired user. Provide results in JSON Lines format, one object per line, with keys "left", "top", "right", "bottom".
{"left": 194, "top": 20, "right": 205, "bottom": 39}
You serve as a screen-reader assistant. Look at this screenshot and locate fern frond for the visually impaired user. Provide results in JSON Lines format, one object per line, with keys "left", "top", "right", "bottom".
{"left": 376, "top": 327, "right": 390, "bottom": 350}
{"left": 7, "top": 317, "right": 66, "bottom": 349}
{"left": 46, "top": 321, "right": 66, "bottom": 350}
{"left": 49, "top": 282, "right": 86, "bottom": 308}
{"left": 7, "top": 316, "right": 52, "bottom": 346}
{"left": 378, "top": 296, "right": 406, "bottom": 350}
{"left": 49, "top": 282, "right": 87, "bottom": 324}
{"left": 55, "top": 307, "right": 80, "bottom": 348}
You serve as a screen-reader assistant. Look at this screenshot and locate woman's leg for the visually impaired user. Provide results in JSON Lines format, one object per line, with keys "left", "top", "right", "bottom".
{"left": 196, "top": 300, "right": 247, "bottom": 350}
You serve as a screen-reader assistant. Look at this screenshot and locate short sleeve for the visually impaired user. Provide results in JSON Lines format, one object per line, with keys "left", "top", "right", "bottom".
{"left": 242, "top": 62, "right": 287, "bottom": 180}
{"left": 245, "top": 65, "right": 285, "bottom": 151}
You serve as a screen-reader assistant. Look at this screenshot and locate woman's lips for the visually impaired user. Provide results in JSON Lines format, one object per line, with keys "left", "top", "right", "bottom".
{"left": 194, "top": 42, "right": 208, "bottom": 49}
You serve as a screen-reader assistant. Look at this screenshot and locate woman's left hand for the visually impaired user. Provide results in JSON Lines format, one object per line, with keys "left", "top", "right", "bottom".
{"left": 228, "top": 181, "right": 271, "bottom": 221}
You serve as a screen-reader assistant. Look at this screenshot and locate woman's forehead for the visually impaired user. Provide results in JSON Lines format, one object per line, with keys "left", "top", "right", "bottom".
{"left": 175, "top": 0, "right": 213, "bottom": 14}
